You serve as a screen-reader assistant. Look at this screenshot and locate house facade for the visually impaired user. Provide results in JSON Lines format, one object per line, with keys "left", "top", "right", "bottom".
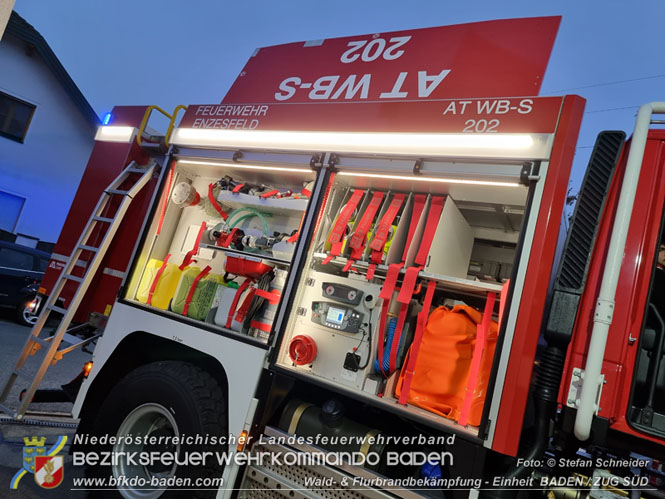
{"left": 0, "top": 11, "right": 98, "bottom": 247}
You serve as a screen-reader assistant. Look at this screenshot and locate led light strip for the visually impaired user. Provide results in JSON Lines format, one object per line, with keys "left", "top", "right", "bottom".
{"left": 171, "top": 128, "right": 552, "bottom": 159}
{"left": 338, "top": 171, "right": 521, "bottom": 187}
{"left": 177, "top": 159, "right": 313, "bottom": 174}
{"left": 95, "top": 126, "right": 136, "bottom": 143}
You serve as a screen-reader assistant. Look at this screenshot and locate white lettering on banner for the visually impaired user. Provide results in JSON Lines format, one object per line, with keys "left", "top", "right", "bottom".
{"left": 194, "top": 105, "right": 268, "bottom": 117}
{"left": 418, "top": 70, "right": 451, "bottom": 98}
{"left": 463, "top": 119, "right": 500, "bottom": 133}
{"left": 275, "top": 77, "right": 301, "bottom": 101}
{"left": 191, "top": 105, "right": 269, "bottom": 129}
{"left": 442, "top": 100, "right": 472, "bottom": 115}
{"left": 331, "top": 74, "right": 371, "bottom": 99}
{"left": 440, "top": 98, "right": 535, "bottom": 133}
{"left": 379, "top": 72, "right": 408, "bottom": 99}
{"left": 274, "top": 69, "right": 452, "bottom": 101}
{"left": 340, "top": 36, "right": 412, "bottom": 63}
{"left": 476, "top": 99, "right": 534, "bottom": 115}
{"left": 309, "top": 76, "right": 340, "bottom": 99}
{"left": 272, "top": 35, "right": 449, "bottom": 102}
{"left": 519, "top": 99, "right": 533, "bottom": 114}
{"left": 192, "top": 118, "right": 259, "bottom": 129}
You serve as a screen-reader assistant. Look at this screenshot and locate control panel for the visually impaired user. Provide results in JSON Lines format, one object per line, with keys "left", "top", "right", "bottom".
{"left": 311, "top": 301, "right": 363, "bottom": 333}
{"left": 321, "top": 282, "right": 363, "bottom": 305}
{"left": 277, "top": 270, "right": 382, "bottom": 391}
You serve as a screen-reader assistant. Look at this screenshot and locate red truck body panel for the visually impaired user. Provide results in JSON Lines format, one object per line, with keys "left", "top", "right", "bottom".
{"left": 490, "top": 95, "right": 586, "bottom": 456}
{"left": 560, "top": 130, "right": 665, "bottom": 447}
{"left": 40, "top": 106, "right": 157, "bottom": 323}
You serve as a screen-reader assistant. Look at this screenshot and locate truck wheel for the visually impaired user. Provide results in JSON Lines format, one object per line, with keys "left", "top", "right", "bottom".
{"left": 15, "top": 294, "right": 39, "bottom": 327}
{"left": 86, "top": 361, "right": 227, "bottom": 498}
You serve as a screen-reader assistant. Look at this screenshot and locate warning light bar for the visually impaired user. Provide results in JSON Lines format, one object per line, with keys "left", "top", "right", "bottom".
{"left": 171, "top": 128, "right": 553, "bottom": 159}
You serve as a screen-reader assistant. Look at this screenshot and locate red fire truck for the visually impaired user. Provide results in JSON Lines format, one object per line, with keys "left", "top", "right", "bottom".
{"left": 2, "top": 16, "right": 664, "bottom": 498}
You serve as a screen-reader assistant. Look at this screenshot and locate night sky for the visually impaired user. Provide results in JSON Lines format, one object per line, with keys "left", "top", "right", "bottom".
{"left": 12, "top": 0, "right": 665, "bottom": 191}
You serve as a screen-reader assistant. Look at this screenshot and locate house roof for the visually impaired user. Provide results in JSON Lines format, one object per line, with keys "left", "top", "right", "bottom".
{"left": 4, "top": 11, "right": 99, "bottom": 128}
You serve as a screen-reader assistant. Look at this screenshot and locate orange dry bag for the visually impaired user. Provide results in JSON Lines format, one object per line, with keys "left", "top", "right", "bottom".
{"left": 395, "top": 305, "right": 498, "bottom": 427}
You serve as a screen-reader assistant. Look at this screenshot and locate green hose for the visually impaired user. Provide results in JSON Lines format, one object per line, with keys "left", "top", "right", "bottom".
{"left": 227, "top": 207, "right": 269, "bottom": 235}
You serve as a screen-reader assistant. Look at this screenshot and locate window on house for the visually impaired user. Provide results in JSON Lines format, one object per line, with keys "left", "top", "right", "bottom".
{"left": 0, "top": 91, "right": 36, "bottom": 142}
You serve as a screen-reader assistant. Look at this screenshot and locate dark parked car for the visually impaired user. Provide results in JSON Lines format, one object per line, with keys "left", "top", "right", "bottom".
{"left": 0, "top": 240, "right": 50, "bottom": 326}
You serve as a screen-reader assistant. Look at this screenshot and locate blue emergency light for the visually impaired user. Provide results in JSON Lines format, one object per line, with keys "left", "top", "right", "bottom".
{"left": 102, "top": 112, "right": 112, "bottom": 125}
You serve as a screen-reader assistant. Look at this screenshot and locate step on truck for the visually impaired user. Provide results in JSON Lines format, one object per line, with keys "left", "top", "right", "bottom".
{"left": 2, "top": 16, "right": 665, "bottom": 499}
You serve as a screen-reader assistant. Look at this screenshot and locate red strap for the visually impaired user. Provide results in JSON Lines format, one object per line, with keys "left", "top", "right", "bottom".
{"left": 398, "top": 280, "right": 436, "bottom": 405}
{"left": 323, "top": 189, "right": 364, "bottom": 264}
{"left": 225, "top": 279, "right": 253, "bottom": 328}
{"left": 157, "top": 162, "right": 175, "bottom": 235}
{"left": 376, "top": 263, "right": 402, "bottom": 377}
{"left": 232, "top": 183, "right": 245, "bottom": 193}
{"left": 183, "top": 266, "right": 211, "bottom": 316}
{"left": 250, "top": 320, "right": 272, "bottom": 332}
{"left": 342, "top": 259, "right": 354, "bottom": 273}
{"left": 366, "top": 264, "right": 376, "bottom": 280}
{"left": 235, "top": 287, "right": 257, "bottom": 322}
{"left": 387, "top": 266, "right": 422, "bottom": 373}
{"left": 222, "top": 228, "right": 239, "bottom": 248}
{"left": 208, "top": 183, "right": 229, "bottom": 220}
{"left": 397, "top": 266, "right": 421, "bottom": 304}
{"left": 402, "top": 194, "right": 427, "bottom": 262}
{"left": 374, "top": 195, "right": 442, "bottom": 375}
{"left": 458, "top": 292, "right": 497, "bottom": 426}
{"left": 254, "top": 288, "right": 281, "bottom": 304}
{"left": 369, "top": 193, "right": 405, "bottom": 264}
{"left": 348, "top": 191, "right": 384, "bottom": 260}
{"left": 180, "top": 222, "right": 206, "bottom": 270}
{"left": 379, "top": 264, "right": 402, "bottom": 301}
{"left": 147, "top": 254, "right": 170, "bottom": 305}
{"left": 260, "top": 189, "right": 279, "bottom": 198}
{"left": 386, "top": 199, "right": 442, "bottom": 362}
{"left": 287, "top": 212, "right": 306, "bottom": 244}
{"left": 376, "top": 300, "right": 391, "bottom": 378}
{"left": 414, "top": 196, "right": 444, "bottom": 266}
{"left": 498, "top": 279, "right": 510, "bottom": 328}
{"left": 301, "top": 188, "right": 312, "bottom": 197}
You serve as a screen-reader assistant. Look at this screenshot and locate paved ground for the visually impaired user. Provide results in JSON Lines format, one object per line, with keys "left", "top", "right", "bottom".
{"left": 0, "top": 311, "right": 90, "bottom": 497}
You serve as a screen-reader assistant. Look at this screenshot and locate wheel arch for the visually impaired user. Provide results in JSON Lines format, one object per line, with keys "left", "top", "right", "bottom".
{"left": 75, "top": 331, "right": 229, "bottom": 441}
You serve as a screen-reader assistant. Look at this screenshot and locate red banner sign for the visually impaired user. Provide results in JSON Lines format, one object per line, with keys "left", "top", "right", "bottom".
{"left": 222, "top": 16, "right": 561, "bottom": 104}
{"left": 179, "top": 97, "right": 564, "bottom": 134}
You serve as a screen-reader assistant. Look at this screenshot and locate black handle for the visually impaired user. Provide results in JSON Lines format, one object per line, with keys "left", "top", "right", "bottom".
{"left": 646, "top": 303, "right": 665, "bottom": 409}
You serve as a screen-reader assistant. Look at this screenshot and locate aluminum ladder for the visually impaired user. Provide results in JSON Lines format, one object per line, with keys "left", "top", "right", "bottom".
{"left": 0, "top": 160, "right": 157, "bottom": 420}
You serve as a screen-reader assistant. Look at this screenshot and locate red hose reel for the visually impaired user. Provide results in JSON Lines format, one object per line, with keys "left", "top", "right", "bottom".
{"left": 288, "top": 335, "right": 317, "bottom": 365}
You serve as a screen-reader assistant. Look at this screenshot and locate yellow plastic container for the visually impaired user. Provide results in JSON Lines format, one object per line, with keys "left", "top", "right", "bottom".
{"left": 172, "top": 268, "right": 225, "bottom": 320}
{"left": 136, "top": 258, "right": 187, "bottom": 310}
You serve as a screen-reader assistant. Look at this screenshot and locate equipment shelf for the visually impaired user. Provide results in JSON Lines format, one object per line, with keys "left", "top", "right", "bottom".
{"left": 216, "top": 190, "right": 309, "bottom": 216}
{"left": 202, "top": 243, "right": 292, "bottom": 266}
{"left": 312, "top": 252, "right": 503, "bottom": 295}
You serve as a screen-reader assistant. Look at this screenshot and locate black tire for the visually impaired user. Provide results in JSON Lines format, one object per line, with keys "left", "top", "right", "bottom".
{"left": 85, "top": 361, "right": 227, "bottom": 498}
{"left": 15, "top": 294, "right": 38, "bottom": 327}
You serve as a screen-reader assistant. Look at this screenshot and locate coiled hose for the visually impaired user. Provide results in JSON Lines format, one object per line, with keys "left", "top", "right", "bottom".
{"left": 374, "top": 316, "right": 398, "bottom": 376}
{"left": 227, "top": 207, "right": 270, "bottom": 236}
